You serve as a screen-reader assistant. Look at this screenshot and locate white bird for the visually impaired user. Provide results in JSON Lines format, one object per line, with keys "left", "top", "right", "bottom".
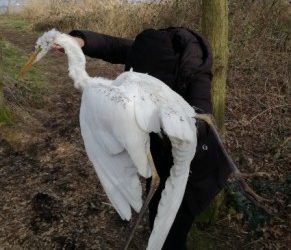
{"left": 18, "top": 29, "right": 198, "bottom": 250}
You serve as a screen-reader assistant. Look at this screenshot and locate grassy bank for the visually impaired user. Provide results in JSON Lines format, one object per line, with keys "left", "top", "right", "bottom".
{"left": 0, "top": 15, "right": 30, "bottom": 31}
{"left": 0, "top": 21, "right": 45, "bottom": 124}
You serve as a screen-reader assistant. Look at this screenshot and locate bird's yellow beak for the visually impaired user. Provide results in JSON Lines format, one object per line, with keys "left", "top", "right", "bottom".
{"left": 17, "top": 46, "right": 41, "bottom": 80}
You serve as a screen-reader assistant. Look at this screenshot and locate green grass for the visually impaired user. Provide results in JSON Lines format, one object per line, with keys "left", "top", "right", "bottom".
{"left": 0, "top": 106, "right": 12, "bottom": 124}
{"left": 0, "top": 37, "right": 45, "bottom": 123}
{"left": 0, "top": 14, "right": 30, "bottom": 30}
{"left": 1, "top": 38, "right": 40, "bottom": 79}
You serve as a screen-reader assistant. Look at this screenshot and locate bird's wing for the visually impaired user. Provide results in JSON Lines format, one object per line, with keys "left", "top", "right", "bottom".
{"left": 120, "top": 72, "right": 196, "bottom": 141}
{"left": 117, "top": 72, "right": 197, "bottom": 249}
{"left": 79, "top": 86, "right": 146, "bottom": 221}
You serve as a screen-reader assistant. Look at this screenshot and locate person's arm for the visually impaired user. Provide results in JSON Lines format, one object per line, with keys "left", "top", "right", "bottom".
{"left": 181, "top": 41, "right": 212, "bottom": 113}
{"left": 173, "top": 28, "right": 213, "bottom": 114}
{"left": 185, "top": 74, "right": 212, "bottom": 114}
{"left": 69, "top": 30, "right": 133, "bottom": 64}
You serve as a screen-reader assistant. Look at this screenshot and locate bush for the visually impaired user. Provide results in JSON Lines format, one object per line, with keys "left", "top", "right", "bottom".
{"left": 21, "top": 0, "right": 200, "bottom": 37}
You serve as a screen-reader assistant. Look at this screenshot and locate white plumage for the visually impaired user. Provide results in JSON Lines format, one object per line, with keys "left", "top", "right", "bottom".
{"left": 21, "top": 29, "right": 198, "bottom": 250}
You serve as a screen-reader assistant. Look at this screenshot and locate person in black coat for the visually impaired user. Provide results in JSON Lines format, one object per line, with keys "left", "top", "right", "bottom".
{"left": 56, "top": 27, "right": 232, "bottom": 250}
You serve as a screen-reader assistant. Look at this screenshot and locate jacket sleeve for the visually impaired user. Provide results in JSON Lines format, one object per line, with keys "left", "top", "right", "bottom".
{"left": 69, "top": 30, "right": 133, "bottom": 64}
{"left": 170, "top": 28, "right": 213, "bottom": 114}
{"left": 181, "top": 41, "right": 212, "bottom": 114}
{"left": 184, "top": 31, "right": 213, "bottom": 114}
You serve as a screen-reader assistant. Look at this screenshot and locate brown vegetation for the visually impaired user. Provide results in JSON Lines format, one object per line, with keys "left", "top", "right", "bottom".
{"left": 21, "top": 0, "right": 201, "bottom": 37}
{"left": 1, "top": 0, "right": 290, "bottom": 249}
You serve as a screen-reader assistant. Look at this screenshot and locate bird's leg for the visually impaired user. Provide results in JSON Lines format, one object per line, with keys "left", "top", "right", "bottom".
{"left": 195, "top": 113, "right": 273, "bottom": 213}
{"left": 123, "top": 153, "right": 160, "bottom": 250}
{"left": 195, "top": 113, "right": 216, "bottom": 128}
{"left": 195, "top": 113, "right": 240, "bottom": 174}
{"left": 195, "top": 114, "right": 272, "bottom": 178}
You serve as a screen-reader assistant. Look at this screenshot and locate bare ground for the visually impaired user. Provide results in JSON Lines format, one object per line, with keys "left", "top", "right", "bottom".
{"left": 0, "top": 25, "right": 290, "bottom": 250}
{"left": 0, "top": 26, "right": 149, "bottom": 250}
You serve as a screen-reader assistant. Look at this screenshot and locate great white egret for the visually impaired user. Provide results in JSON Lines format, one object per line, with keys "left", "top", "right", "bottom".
{"left": 18, "top": 29, "right": 198, "bottom": 250}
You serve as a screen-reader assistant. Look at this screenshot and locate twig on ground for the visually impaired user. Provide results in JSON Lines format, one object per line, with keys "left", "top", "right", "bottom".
{"left": 247, "top": 104, "right": 287, "bottom": 124}
{"left": 234, "top": 171, "right": 272, "bottom": 179}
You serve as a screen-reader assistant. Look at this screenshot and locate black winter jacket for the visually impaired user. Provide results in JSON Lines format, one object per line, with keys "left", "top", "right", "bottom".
{"left": 70, "top": 27, "right": 232, "bottom": 216}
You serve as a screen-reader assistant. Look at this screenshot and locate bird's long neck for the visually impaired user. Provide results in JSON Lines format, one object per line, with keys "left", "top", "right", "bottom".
{"left": 61, "top": 35, "right": 92, "bottom": 90}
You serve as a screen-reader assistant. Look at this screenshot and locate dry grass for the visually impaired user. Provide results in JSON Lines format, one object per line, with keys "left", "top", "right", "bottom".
{"left": 20, "top": 0, "right": 200, "bottom": 37}
{"left": 226, "top": 0, "right": 289, "bottom": 174}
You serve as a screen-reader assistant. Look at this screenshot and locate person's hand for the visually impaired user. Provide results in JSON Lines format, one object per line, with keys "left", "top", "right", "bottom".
{"left": 51, "top": 43, "right": 64, "bottom": 52}
{"left": 51, "top": 35, "right": 85, "bottom": 52}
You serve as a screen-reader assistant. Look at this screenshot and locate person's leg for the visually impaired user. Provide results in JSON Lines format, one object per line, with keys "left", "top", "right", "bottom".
{"left": 147, "top": 133, "right": 195, "bottom": 249}
{"left": 146, "top": 178, "right": 195, "bottom": 250}
{"left": 162, "top": 199, "right": 194, "bottom": 250}
{"left": 147, "top": 133, "right": 172, "bottom": 228}
{"left": 146, "top": 177, "right": 165, "bottom": 229}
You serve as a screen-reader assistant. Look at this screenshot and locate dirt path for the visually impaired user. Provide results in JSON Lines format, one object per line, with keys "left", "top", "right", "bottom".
{"left": 0, "top": 26, "right": 148, "bottom": 250}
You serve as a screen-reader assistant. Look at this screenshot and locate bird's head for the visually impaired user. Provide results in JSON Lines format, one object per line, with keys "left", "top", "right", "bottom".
{"left": 17, "top": 28, "right": 61, "bottom": 79}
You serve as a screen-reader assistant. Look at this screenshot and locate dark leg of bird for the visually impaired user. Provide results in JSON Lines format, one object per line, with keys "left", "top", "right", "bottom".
{"left": 195, "top": 113, "right": 241, "bottom": 174}
{"left": 123, "top": 153, "right": 160, "bottom": 250}
{"left": 195, "top": 114, "right": 270, "bottom": 178}
{"left": 195, "top": 113, "right": 273, "bottom": 214}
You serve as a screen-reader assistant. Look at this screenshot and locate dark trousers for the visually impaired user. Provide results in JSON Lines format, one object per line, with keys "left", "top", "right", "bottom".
{"left": 147, "top": 132, "right": 195, "bottom": 250}
{"left": 146, "top": 177, "right": 195, "bottom": 250}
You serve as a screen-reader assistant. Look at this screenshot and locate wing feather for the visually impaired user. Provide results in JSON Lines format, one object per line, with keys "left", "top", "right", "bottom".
{"left": 80, "top": 87, "right": 144, "bottom": 220}
{"left": 120, "top": 72, "right": 196, "bottom": 142}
